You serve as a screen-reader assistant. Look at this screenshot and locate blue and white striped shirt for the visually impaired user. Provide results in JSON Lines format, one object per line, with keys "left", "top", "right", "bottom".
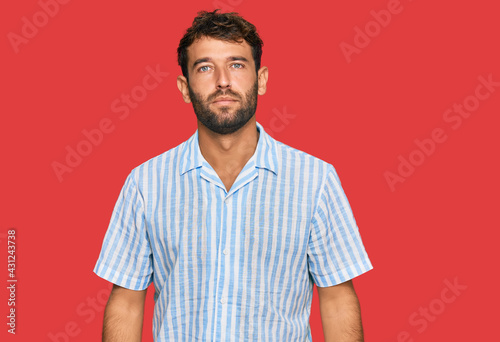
{"left": 94, "top": 121, "right": 373, "bottom": 341}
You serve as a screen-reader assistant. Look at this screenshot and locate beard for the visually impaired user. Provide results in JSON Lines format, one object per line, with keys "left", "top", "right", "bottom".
{"left": 188, "top": 80, "right": 258, "bottom": 135}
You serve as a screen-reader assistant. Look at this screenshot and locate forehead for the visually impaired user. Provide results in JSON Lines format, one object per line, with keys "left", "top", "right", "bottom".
{"left": 187, "top": 36, "right": 254, "bottom": 65}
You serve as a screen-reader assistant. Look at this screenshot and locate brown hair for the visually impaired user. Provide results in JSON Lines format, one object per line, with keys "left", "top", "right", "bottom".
{"left": 177, "top": 9, "right": 263, "bottom": 80}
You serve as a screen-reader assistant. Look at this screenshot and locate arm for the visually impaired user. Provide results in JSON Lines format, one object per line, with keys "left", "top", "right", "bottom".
{"left": 102, "top": 284, "right": 147, "bottom": 342}
{"left": 317, "top": 280, "right": 364, "bottom": 342}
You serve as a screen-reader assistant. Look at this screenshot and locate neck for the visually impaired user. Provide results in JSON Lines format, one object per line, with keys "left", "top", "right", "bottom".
{"left": 197, "top": 117, "right": 259, "bottom": 176}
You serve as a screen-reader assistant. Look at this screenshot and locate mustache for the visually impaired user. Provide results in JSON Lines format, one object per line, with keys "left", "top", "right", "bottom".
{"left": 207, "top": 89, "right": 241, "bottom": 102}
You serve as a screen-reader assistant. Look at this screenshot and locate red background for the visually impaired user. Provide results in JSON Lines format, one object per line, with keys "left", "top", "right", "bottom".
{"left": 1, "top": 0, "right": 499, "bottom": 341}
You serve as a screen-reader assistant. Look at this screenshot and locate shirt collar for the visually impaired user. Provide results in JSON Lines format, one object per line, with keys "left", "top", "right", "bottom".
{"left": 179, "top": 121, "right": 279, "bottom": 176}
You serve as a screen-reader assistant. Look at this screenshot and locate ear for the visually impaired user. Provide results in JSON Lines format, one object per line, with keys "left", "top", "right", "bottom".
{"left": 177, "top": 75, "right": 191, "bottom": 103}
{"left": 257, "top": 66, "right": 269, "bottom": 95}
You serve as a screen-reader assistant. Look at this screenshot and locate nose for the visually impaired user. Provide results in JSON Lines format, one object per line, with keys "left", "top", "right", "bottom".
{"left": 216, "top": 68, "right": 231, "bottom": 89}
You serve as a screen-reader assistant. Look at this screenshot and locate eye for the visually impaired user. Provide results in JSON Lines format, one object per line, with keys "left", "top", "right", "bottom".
{"left": 199, "top": 65, "right": 211, "bottom": 72}
{"left": 232, "top": 63, "right": 244, "bottom": 69}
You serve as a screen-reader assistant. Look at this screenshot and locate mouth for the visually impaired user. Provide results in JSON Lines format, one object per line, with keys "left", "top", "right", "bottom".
{"left": 212, "top": 97, "right": 238, "bottom": 105}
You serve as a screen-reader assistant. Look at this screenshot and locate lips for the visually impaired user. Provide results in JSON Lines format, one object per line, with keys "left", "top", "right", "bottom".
{"left": 212, "top": 97, "right": 238, "bottom": 104}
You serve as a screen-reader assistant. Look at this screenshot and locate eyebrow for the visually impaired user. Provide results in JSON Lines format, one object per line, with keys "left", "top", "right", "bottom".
{"left": 192, "top": 56, "right": 250, "bottom": 68}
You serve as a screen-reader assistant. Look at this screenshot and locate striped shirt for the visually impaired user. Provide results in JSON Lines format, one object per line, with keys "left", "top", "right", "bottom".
{"left": 94, "top": 121, "right": 373, "bottom": 341}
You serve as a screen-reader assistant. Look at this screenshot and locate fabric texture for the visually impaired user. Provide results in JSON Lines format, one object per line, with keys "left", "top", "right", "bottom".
{"left": 94, "top": 121, "right": 373, "bottom": 341}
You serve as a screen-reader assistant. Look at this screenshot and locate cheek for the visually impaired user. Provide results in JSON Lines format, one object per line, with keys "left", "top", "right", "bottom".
{"left": 235, "top": 74, "right": 257, "bottom": 91}
{"left": 191, "top": 79, "right": 215, "bottom": 96}
{"left": 189, "top": 84, "right": 211, "bottom": 100}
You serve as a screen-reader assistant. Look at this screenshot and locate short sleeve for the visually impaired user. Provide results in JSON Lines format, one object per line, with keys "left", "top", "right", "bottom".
{"left": 307, "top": 165, "right": 373, "bottom": 287}
{"left": 93, "top": 172, "right": 153, "bottom": 290}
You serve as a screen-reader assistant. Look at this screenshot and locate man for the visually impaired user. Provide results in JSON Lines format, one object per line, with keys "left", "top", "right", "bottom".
{"left": 94, "top": 9, "right": 373, "bottom": 342}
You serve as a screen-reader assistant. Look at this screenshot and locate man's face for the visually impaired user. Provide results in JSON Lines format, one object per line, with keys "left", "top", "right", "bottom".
{"left": 178, "top": 36, "right": 267, "bottom": 135}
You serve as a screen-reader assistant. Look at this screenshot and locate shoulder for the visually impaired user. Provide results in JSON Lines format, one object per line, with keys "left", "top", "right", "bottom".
{"left": 127, "top": 137, "right": 189, "bottom": 184}
{"left": 271, "top": 136, "right": 335, "bottom": 181}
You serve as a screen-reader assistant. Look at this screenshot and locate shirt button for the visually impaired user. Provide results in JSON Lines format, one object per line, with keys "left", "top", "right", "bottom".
{"left": 223, "top": 249, "right": 228, "bottom": 255}
{"left": 220, "top": 298, "right": 226, "bottom": 304}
